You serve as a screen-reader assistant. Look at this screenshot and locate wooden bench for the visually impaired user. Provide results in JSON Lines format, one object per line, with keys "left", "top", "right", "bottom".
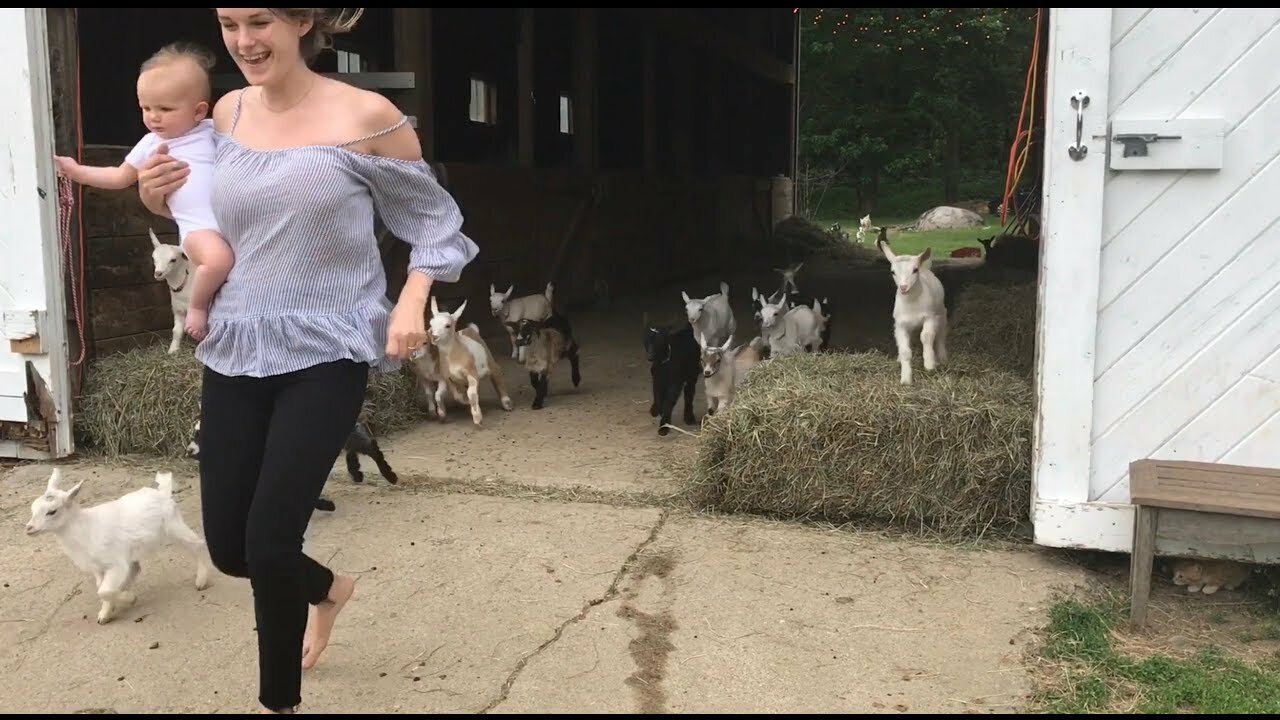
{"left": 1128, "top": 458, "right": 1280, "bottom": 628}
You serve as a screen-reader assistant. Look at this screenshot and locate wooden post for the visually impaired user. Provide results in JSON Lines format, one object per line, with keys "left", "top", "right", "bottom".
{"left": 45, "top": 7, "right": 89, "bottom": 394}
{"left": 572, "top": 8, "right": 597, "bottom": 171}
{"left": 517, "top": 8, "right": 535, "bottom": 167}
{"left": 642, "top": 25, "right": 656, "bottom": 173}
{"left": 1129, "top": 505, "right": 1157, "bottom": 628}
{"left": 392, "top": 7, "right": 434, "bottom": 160}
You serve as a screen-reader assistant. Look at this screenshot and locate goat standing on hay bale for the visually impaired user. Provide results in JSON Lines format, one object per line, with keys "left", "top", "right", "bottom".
{"left": 149, "top": 228, "right": 194, "bottom": 354}
{"left": 878, "top": 228, "right": 948, "bottom": 384}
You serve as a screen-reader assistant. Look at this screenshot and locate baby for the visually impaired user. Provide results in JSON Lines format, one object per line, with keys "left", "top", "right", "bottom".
{"left": 55, "top": 41, "right": 232, "bottom": 342}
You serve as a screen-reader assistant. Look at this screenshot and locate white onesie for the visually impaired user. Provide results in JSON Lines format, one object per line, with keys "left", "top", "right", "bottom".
{"left": 125, "top": 118, "right": 221, "bottom": 246}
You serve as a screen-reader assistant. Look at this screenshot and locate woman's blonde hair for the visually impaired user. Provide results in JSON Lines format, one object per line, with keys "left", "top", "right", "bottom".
{"left": 270, "top": 8, "right": 364, "bottom": 63}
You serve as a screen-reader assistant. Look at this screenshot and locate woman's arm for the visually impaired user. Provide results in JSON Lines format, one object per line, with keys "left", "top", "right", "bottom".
{"left": 362, "top": 94, "right": 480, "bottom": 293}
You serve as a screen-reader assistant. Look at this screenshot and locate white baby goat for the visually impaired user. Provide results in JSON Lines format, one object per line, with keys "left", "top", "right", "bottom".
{"left": 150, "top": 228, "right": 193, "bottom": 354}
{"left": 773, "top": 261, "right": 802, "bottom": 294}
{"left": 682, "top": 281, "right": 736, "bottom": 349}
{"left": 25, "top": 467, "right": 212, "bottom": 625}
{"left": 756, "top": 294, "right": 824, "bottom": 357}
{"left": 490, "top": 282, "right": 554, "bottom": 361}
{"left": 879, "top": 238, "right": 948, "bottom": 384}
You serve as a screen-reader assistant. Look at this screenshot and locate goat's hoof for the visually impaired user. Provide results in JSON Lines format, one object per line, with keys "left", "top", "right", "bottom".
{"left": 649, "top": 405, "right": 658, "bottom": 417}
{"left": 531, "top": 400, "right": 544, "bottom": 410}
{"left": 350, "top": 472, "right": 364, "bottom": 483}
{"left": 500, "top": 398, "right": 513, "bottom": 411}
{"left": 118, "top": 591, "right": 137, "bottom": 607}
{"left": 384, "top": 473, "right": 399, "bottom": 485}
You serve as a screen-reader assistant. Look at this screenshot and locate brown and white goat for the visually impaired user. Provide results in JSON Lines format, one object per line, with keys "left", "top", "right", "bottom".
{"left": 408, "top": 320, "right": 486, "bottom": 419}
{"left": 507, "top": 313, "right": 582, "bottom": 410}
{"left": 427, "top": 297, "right": 514, "bottom": 425}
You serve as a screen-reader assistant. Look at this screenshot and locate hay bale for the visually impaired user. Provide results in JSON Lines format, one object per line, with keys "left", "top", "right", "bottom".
{"left": 681, "top": 351, "right": 1034, "bottom": 538}
{"left": 78, "top": 343, "right": 421, "bottom": 459}
{"left": 947, "top": 282, "right": 1038, "bottom": 380}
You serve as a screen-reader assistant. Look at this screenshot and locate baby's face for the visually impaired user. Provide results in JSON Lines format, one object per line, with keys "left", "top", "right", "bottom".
{"left": 136, "top": 65, "right": 208, "bottom": 139}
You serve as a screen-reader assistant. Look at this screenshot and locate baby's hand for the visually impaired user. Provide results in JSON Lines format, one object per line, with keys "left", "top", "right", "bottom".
{"left": 185, "top": 308, "right": 209, "bottom": 342}
{"left": 53, "top": 155, "right": 80, "bottom": 180}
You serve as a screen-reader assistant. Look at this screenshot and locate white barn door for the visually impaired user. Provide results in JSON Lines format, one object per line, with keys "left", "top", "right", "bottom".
{"left": 1034, "top": 8, "right": 1280, "bottom": 559}
{"left": 0, "top": 8, "right": 74, "bottom": 460}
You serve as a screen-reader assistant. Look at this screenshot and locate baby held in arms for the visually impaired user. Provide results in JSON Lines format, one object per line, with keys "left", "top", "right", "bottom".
{"left": 54, "top": 41, "right": 233, "bottom": 342}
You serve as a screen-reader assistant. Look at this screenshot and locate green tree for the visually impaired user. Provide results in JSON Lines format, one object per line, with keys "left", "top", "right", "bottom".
{"left": 798, "top": 8, "right": 1039, "bottom": 217}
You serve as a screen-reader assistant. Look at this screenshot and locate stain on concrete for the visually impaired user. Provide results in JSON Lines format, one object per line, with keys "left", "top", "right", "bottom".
{"left": 617, "top": 548, "right": 678, "bottom": 714}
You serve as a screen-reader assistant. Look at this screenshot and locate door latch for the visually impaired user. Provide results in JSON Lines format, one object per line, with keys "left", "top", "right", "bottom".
{"left": 1113, "top": 132, "right": 1182, "bottom": 157}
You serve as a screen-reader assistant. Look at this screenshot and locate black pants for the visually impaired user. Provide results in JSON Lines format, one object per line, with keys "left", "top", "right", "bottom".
{"left": 198, "top": 358, "right": 369, "bottom": 711}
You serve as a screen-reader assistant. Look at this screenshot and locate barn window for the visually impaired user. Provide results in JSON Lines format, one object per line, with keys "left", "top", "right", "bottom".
{"left": 559, "top": 93, "right": 573, "bottom": 135}
{"left": 469, "top": 76, "right": 497, "bottom": 125}
{"left": 336, "top": 49, "right": 363, "bottom": 73}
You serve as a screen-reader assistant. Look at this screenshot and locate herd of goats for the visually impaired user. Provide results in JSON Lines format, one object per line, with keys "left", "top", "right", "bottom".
{"left": 19, "top": 222, "right": 977, "bottom": 626}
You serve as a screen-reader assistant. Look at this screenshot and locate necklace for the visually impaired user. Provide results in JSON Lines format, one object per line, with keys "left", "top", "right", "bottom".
{"left": 260, "top": 75, "right": 317, "bottom": 113}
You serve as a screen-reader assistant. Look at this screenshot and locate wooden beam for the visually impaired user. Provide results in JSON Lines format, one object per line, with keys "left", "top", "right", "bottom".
{"left": 629, "top": 9, "right": 795, "bottom": 86}
{"left": 517, "top": 8, "right": 535, "bottom": 167}
{"left": 212, "top": 71, "right": 415, "bottom": 90}
{"left": 573, "top": 8, "right": 597, "bottom": 171}
{"left": 45, "top": 7, "right": 90, "bottom": 394}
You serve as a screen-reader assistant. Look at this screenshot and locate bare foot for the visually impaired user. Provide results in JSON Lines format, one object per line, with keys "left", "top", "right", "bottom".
{"left": 302, "top": 574, "right": 357, "bottom": 670}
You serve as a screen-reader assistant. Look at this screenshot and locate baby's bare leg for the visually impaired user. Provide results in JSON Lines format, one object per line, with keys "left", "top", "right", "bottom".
{"left": 184, "top": 230, "right": 235, "bottom": 341}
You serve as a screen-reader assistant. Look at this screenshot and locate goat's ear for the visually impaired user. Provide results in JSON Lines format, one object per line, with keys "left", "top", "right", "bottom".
{"left": 720, "top": 334, "right": 733, "bottom": 351}
{"left": 489, "top": 283, "right": 495, "bottom": 295}
{"left": 751, "top": 287, "right": 759, "bottom": 301}
{"left": 919, "top": 247, "right": 932, "bottom": 264}
{"left": 149, "top": 227, "right": 161, "bottom": 248}
{"left": 697, "top": 331, "right": 707, "bottom": 349}
{"left": 46, "top": 467, "right": 62, "bottom": 491}
{"left": 878, "top": 237, "right": 895, "bottom": 262}
{"left": 66, "top": 479, "right": 84, "bottom": 501}
{"left": 681, "top": 290, "right": 691, "bottom": 304}
{"left": 452, "top": 299, "right": 467, "bottom": 320}
{"left": 502, "top": 286, "right": 513, "bottom": 299}
{"left": 430, "top": 296, "right": 440, "bottom": 316}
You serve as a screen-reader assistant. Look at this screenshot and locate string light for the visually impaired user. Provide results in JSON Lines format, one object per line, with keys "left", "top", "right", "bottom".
{"left": 801, "top": 7, "right": 1033, "bottom": 52}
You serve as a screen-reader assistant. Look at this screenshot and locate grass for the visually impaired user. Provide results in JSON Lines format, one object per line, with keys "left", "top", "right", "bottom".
{"left": 815, "top": 214, "right": 1010, "bottom": 257}
{"left": 1032, "top": 591, "right": 1280, "bottom": 714}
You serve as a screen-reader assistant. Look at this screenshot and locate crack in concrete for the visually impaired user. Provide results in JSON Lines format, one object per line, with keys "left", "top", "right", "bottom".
{"left": 477, "top": 508, "right": 671, "bottom": 714}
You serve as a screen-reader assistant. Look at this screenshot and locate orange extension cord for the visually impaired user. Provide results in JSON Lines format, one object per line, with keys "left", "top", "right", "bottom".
{"left": 1001, "top": 7, "right": 1044, "bottom": 226}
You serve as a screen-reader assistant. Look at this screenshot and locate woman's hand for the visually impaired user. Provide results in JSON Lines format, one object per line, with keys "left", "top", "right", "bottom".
{"left": 386, "top": 271, "right": 434, "bottom": 361}
{"left": 386, "top": 298, "right": 428, "bottom": 361}
{"left": 136, "top": 143, "right": 189, "bottom": 218}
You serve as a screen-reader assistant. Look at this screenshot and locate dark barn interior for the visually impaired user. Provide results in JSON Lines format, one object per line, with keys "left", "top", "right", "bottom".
{"left": 50, "top": 7, "right": 800, "bottom": 360}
